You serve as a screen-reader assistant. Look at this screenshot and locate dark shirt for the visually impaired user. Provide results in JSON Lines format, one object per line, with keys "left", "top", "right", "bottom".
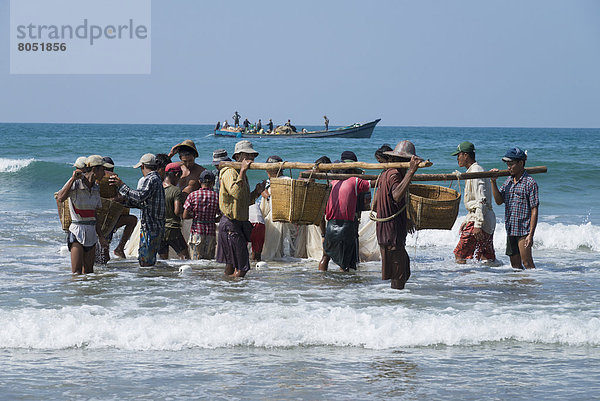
{"left": 164, "top": 184, "right": 184, "bottom": 229}
{"left": 374, "top": 168, "right": 408, "bottom": 247}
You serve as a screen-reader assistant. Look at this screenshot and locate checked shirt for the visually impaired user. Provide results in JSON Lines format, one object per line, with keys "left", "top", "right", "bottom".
{"left": 118, "top": 171, "right": 165, "bottom": 234}
{"left": 499, "top": 171, "right": 539, "bottom": 237}
{"left": 184, "top": 188, "right": 220, "bottom": 235}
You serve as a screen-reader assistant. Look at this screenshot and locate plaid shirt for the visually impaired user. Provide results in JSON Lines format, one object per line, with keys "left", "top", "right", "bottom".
{"left": 184, "top": 188, "right": 220, "bottom": 235}
{"left": 118, "top": 171, "right": 165, "bottom": 234}
{"left": 499, "top": 171, "right": 539, "bottom": 236}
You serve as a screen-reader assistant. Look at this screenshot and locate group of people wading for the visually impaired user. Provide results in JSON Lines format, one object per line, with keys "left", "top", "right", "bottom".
{"left": 59, "top": 138, "right": 539, "bottom": 290}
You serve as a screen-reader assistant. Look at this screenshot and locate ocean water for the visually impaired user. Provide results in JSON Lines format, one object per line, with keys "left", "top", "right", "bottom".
{"left": 0, "top": 123, "right": 599, "bottom": 400}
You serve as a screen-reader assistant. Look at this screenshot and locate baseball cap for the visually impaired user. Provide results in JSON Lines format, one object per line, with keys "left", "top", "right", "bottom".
{"left": 502, "top": 147, "right": 527, "bottom": 162}
{"left": 87, "top": 155, "right": 114, "bottom": 168}
{"left": 165, "top": 162, "right": 182, "bottom": 173}
{"left": 133, "top": 153, "right": 157, "bottom": 168}
{"left": 451, "top": 141, "right": 475, "bottom": 156}
{"left": 200, "top": 170, "right": 216, "bottom": 182}
{"left": 73, "top": 156, "right": 87, "bottom": 169}
{"left": 266, "top": 155, "right": 283, "bottom": 163}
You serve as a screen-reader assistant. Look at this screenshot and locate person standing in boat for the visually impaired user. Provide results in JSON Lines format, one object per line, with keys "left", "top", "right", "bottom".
{"left": 267, "top": 119, "right": 274, "bottom": 133}
{"left": 451, "top": 141, "right": 497, "bottom": 264}
{"left": 232, "top": 111, "right": 241, "bottom": 128}
{"left": 243, "top": 118, "right": 250, "bottom": 131}
{"left": 256, "top": 119, "right": 262, "bottom": 132}
{"left": 324, "top": 115, "right": 329, "bottom": 131}
{"left": 373, "top": 141, "right": 423, "bottom": 290}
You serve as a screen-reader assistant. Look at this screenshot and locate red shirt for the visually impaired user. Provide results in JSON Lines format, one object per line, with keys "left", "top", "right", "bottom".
{"left": 325, "top": 177, "right": 370, "bottom": 221}
{"left": 183, "top": 188, "right": 220, "bottom": 235}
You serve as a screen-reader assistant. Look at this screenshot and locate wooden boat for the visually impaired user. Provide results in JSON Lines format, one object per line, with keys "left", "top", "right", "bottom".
{"left": 215, "top": 119, "right": 380, "bottom": 139}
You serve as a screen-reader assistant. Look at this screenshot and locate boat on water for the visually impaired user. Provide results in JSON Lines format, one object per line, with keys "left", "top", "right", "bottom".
{"left": 214, "top": 119, "right": 380, "bottom": 139}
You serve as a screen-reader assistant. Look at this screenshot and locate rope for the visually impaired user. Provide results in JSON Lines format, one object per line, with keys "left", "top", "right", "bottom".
{"left": 368, "top": 172, "right": 410, "bottom": 222}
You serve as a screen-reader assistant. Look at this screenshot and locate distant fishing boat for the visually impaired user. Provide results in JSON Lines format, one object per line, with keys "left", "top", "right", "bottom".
{"left": 215, "top": 119, "right": 380, "bottom": 139}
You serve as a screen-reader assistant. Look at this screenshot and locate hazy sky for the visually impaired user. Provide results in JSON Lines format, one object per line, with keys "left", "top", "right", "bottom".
{"left": 1, "top": 0, "right": 599, "bottom": 127}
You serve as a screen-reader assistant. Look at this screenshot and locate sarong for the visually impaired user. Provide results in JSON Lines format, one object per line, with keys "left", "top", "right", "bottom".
{"left": 323, "top": 219, "right": 358, "bottom": 271}
{"left": 216, "top": 216, "right": 250, "bottom": 272}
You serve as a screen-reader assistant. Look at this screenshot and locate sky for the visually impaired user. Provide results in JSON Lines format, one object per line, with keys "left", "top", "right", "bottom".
{"left": 1, "top": 0, "right": 600, "bottom": 127}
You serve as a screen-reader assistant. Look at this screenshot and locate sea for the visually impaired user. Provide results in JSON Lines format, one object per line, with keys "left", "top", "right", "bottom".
{"left": 0, "top": 123, "right": 599, "bottom": 400}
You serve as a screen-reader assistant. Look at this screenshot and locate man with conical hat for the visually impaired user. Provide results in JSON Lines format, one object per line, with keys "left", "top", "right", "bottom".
{"left": 168, "top": 139, "right": 206, "bottom": 196}
{"left": 373, "top": 140, "right": 423, "bottom": 290}
{"left": 216, "top": 140, "right": 266, "bottom": 277}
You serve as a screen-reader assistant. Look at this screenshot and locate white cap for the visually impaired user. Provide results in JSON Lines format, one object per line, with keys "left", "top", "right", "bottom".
{"left": 133, "top": 153, "right": 157, "bottom": 168}
{"left": 73, "top": 156, "right": 87, "bottom": 169}
{"left": 86, "top": 155, "right": 114, "bottom": 168}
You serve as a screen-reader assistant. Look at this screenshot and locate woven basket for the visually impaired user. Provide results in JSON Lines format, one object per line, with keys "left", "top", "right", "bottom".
{"left": 270, "top": 178, "right": 331, "bottom": 225}
{"left": 54, "top": 193, "right": 71, "bottom": 232}
{"left": 408, "top": 184, "right": 461, "bottom": 230}
{"left": 96, "top": 198, "right": 124, "bottom": 238}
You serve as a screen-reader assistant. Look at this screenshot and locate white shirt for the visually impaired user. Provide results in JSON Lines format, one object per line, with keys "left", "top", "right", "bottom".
{"left": 462, "top": 162, "right": 496, "bottom": 234}
{"left": 68, "top": 179, "right": 102, "bottom": 247}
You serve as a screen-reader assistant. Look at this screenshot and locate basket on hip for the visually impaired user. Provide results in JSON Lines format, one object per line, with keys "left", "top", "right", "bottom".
{"left": 54, "top": 193, "right": 71, "bottom": 232}
{"left": 270, "top": 178, "right": 331, "bottom": 225}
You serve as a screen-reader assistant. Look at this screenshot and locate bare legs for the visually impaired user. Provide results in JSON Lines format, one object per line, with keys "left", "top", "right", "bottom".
{"left": 510, "top": 237, "right": 535, "bottom": 269}
{"left": 113, "top": 214, "right": 138, "bottom": 258}
{"left": 70, "top": 243, "right": 95, "bottom": 274}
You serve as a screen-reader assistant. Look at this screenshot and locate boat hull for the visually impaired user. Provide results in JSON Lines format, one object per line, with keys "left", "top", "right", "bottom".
{"left": 215, "top": 119, "right": 380, "bottom": 139}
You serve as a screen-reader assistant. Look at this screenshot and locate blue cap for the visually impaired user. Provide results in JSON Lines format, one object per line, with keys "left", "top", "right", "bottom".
{"left": 200, "top": 170, "right": 216, "bottom": 182}
{"left": 502, "top": 147, "right": 527, "bottom": 162}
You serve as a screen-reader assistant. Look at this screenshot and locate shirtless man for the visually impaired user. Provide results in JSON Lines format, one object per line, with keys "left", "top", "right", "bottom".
{"left": 168, "top": 139, "right": 206, "bottom": 196}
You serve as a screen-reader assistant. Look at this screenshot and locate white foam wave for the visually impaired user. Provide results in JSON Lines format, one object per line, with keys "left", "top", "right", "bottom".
{"left": 406, "top": 220, "right": 600, "bottom": 252}
{"left": 0, "top": 157, "right": 35, "bottom": 173}
{"left": 1, "top": 305, "right": 598, "bottom": 350}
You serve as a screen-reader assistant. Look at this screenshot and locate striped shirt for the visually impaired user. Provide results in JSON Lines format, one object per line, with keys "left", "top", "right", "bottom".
{"left": 184, "top": 188, "right": 220, "bottom": 235}
{"left": 499, "top": 171, "right": 539, "bottom": 237}
{"left": 118, "top": 171, "right": 165, "bottom": 234}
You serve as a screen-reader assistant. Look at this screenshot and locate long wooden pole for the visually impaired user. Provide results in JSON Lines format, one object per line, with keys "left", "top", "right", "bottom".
{"left": 217, "top": 160, "right": 433, "bottom": 171}
{"left": 298, "top": 166, "right": 547, "bottom": 181}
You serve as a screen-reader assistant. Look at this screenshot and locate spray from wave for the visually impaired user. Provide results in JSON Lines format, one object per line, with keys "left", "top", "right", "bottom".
{"left": 0, "top": 158, "right": 35, "bottom": 173}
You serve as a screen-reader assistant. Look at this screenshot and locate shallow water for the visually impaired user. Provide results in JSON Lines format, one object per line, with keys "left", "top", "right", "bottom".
{"left": 0, "top": 123, "right": 599, "bottom": 399}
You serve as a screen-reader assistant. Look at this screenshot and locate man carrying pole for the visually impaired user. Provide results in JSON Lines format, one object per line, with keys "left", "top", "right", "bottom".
{"left": 490, "top": 147, "right": 539, "bottom": 269}
{"left": 451, "top": 141, "right": 497, "bottom": 264}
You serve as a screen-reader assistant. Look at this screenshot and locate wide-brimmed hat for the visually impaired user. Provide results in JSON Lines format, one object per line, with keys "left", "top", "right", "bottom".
{"left": 87, "top": 155, "right": 114, "bottom": 168}
{"left": 384, "top": 140, "right": 418, "bottom": 159}
{"left": 73, "top": 156, "right": 87, "bottom": 169}
{"left": 233, "top": 140, "right": 259, "bottom": 158}
{"left": 173, "top": 139, "right": 199, "bottom": 158}
{"left": 502, "top": 147, "right": 527, "bottom": 162}
{"left": 451, "top": 141, "right": 475, "bottom": 156}
{"left": 133, "top": 153, "right": 157, "bottom": 168}
{"left": 212, "top": 149, "right": 231, "bottom": 165}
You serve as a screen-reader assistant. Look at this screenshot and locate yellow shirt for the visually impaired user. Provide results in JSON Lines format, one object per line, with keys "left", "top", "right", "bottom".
{"left": 219, "top": 167, "right": 252, "bottom": 221}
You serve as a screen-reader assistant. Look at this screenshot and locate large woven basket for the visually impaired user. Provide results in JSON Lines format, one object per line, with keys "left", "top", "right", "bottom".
{"left": 54, "top": 193, "right": 71, "bottom": 232}
{"left": 97, "top": 198, "right": 124, "bottom": 238}
{"left": 270, "top": 178, "right": 331, "bottom": 225}
{"left": 408, "top": 184, "right": 461, "bottom": 230}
